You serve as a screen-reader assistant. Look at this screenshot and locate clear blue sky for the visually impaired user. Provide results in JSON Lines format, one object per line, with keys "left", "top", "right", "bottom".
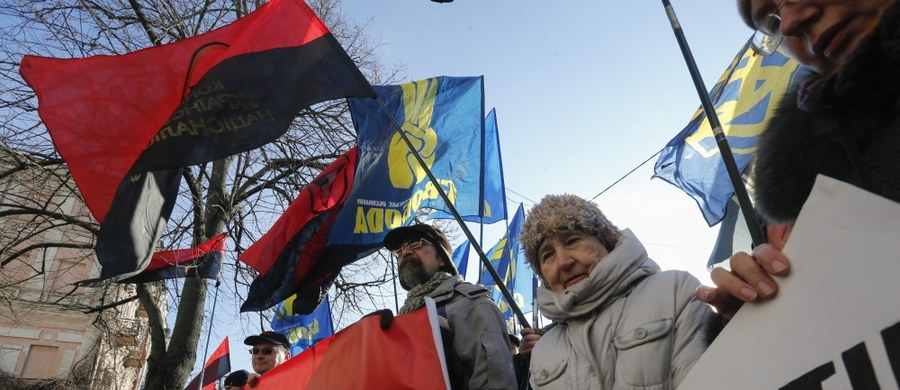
{"left": 215, "top": 0, "right": 755, "bottom": 377}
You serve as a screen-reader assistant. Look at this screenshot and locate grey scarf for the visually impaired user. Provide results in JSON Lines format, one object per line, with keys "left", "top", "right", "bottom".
{"left": 400, "top": 272, "right": 452, "bottom": 314}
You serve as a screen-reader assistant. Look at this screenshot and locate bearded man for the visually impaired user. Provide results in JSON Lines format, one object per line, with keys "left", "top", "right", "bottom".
{"left": 384, "top": 224, "right": 516, "bottom": 390}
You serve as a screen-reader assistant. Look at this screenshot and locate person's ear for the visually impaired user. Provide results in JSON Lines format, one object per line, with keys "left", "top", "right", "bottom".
{"left": 766, "top": 223, "right": 793, "bottom": 250}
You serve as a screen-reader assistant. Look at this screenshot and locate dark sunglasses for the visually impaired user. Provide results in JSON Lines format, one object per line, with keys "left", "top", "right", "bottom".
{"left": 249, "top": 347, "right": 277, "bottom": 355}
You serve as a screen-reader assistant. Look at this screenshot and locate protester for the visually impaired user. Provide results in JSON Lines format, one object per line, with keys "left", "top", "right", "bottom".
{"left": 698, "top": 0, "right": 900, "bottom": 317}
{"left": 520, "top": 194, "right": 717, "bottom": 389}
{"left": 244, "top": 331, "right": 291, "bottom": 375}
{"left": 223, "top": 370, "right": 250, "bottom": 390}
{"left": 383, "top": 223, "right": 517, "bottom": 389}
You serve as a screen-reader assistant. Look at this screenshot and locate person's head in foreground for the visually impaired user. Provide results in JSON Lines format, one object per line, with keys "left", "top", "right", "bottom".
{"left": 223, "top": 369, "right": 250, "bottom": 390}
{"left": 738, "top": 0, "right": 894, "bottom": 74}
{"left": 383, "top": 223, "right": 457, "bottom": 291}
{"left": 520, "top": 193, "right": 619, "bottom": 292}
{"left": 243, "top": 331, "right": 291, "bottom": 375}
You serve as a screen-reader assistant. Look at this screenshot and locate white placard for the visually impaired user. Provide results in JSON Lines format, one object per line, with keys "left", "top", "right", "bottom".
{"left": 679, "top": 176, "right": 900, "bottom": 389}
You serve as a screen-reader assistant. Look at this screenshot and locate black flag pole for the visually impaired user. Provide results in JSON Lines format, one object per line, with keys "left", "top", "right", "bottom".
{"left": 661, "top": 0, "right": 767, "bottom": 247}
{"left": 374, "top": 96, "right": 531, "bottom": 329}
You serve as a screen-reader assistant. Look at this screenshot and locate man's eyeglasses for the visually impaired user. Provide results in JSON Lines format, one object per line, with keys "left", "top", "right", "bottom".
{"left": 391, "top": 238, "right": 431, "bottom": 257}
{"left": 249, "top": 347, "right": 277, "bottom": 355}
{"left": 751, "top": 0, "right": 800, "bottom": 56}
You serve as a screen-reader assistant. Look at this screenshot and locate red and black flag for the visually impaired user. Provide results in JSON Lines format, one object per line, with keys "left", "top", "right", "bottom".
{"left": 240, "top": 148, "right": 377, "bottom": 313}
{"left": 119, "top": 233, "right": 227, "bottom": 284}
{"left": 184, "top": 336, "right": 231, "bottom": 390}
{"left": 19, "top": 0, "right": 376, "bottom": 284}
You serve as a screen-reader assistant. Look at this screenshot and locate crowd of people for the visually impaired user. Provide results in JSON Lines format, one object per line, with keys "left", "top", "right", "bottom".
{"left": 221, "top": 0, "right": 899, "bottom": 388}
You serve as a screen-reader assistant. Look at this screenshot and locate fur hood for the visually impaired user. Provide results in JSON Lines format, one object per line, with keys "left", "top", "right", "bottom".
{"left": 753, "top": 2, "right": 900, "bottom": 223}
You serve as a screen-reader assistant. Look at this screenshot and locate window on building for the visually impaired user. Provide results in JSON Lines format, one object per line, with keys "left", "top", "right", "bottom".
{"left": 21, "top": 345, "right": 58, "bottom": 379}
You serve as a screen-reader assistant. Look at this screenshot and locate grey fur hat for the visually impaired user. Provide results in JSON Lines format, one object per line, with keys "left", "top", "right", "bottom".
{"left": 519, "top": 194, "right": 620, "bottom": 278}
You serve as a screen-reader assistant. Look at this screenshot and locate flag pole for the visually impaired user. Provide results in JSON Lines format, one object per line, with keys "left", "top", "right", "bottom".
{"left": 660, "top": 0, "right": 766, "bottom": 247}
{"left": 374, "top": 97, "right": 531, "bottom": 329}
{"left": 390, "top": 254, "right": 400, "bottom": 313}
{"left": 196, "top": 279, "right": 221, "bottom": 390}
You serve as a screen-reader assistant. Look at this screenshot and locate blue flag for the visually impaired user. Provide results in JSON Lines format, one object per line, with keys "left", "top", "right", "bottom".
{"left": 451, "top": 240, "right": 471, "bottom": 279}
{"left": 509, "top": 236, "right": 535, "bottom": 331}
{"left": 429, "top": 108, "right": 507, "bottom": 224}
{"left": 328, "top": 76, "right": 484, "bottom": 248}
{"left": 481, "top": 204, "right": 526, "bottom": 330}
{"left": 653, "top": 40, "right": 810, "bottom": 225}
{"left": 271, "top": 295, "right": 334, "bottom": 356}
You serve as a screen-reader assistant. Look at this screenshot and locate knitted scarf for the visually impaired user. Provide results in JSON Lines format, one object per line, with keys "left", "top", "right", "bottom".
{"left": 400, "top": 272, "right": 452, "bottom": 314}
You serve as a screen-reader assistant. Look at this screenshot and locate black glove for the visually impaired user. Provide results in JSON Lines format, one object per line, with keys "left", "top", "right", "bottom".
{"left": 364, "top": 309, "right": 394, "bottom": 330}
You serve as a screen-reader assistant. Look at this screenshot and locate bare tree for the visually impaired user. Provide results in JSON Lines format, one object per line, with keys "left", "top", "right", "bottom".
{"left": 0, "top": 0, "right": 402, "bottom": 388}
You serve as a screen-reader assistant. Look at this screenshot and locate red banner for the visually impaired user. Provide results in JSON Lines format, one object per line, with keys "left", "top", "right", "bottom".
{"left": 253, "top": 302, "right": 448, "bottom": 389}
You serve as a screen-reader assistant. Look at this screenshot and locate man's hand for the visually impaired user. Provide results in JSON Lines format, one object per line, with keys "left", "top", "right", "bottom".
{"left": 246, "top": 373, "right": 260, "bottom": 388}
{"left": 696, "top": 243, "right": 791, "bottom": 319}
{"left": 518, "top": 328, "right": 542, "bottom": 356}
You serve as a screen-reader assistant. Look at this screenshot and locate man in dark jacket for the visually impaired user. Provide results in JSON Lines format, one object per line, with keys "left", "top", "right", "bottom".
{"left": 384, "top": 223, "right": 517, "bottom": 390}
{"left": 699, "top": 0, "right": 899, "bottom": 317}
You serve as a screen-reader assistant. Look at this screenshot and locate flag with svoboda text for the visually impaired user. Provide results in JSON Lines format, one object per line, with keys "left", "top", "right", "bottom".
{"left": 330, "top": 76, "right": 484, "bottom": 247}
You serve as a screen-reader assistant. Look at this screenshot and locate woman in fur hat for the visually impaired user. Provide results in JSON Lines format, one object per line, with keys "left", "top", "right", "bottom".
{"left": 520, "top": 194, "right": 718, "bottom": 389}
{"left": 699, "top": 0, "right": 900, "bottom": 317}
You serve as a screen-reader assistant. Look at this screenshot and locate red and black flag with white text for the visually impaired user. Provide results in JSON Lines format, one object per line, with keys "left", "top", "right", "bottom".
{"left": 240, "top": 148, "right": 377, "bottom": 313}
{"left": 184, "top": 336, "right": 231, "bottom": 390}
{"left": 119, "top": 233, "right": 227, "bottom": 284}
{"left": 19, "top": 0, "right": 376, "bottom": 284}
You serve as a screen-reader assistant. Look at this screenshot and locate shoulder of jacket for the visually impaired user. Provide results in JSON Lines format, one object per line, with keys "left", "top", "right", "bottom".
{"left": 453, "top": 281, "right": 489, "bottom": 298}
{"left": 432, "top": 280, "right": 489, "bottom": 305}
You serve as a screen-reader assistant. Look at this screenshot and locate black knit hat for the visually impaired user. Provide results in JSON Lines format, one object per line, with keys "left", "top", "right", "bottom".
{"left": 383, "top": 224, "right": 458, "bottom": 275}
{"left": 243, "top": 330, "right": 290, "bottom": 350}
{"left": 223, "top": 370, "right": 250, "bottom": 387}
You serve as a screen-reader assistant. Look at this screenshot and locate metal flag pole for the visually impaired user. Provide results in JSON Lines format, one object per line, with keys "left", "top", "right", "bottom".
{"left": 661, "top": 0, "right": 767, "bottom": 247}
{"left": 196, "top": 279, "right": 221, "bottom": 390}
{"left": 374, "top": 96, "right": 531, "bottom": 329}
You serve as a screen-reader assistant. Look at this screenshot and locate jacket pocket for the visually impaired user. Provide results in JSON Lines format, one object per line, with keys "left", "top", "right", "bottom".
{"left": 613, "top": 318, "right": 672, "bottom": 350}
{"left": 530, "top": 358, "right": 567, "bottom": 388}
{"left": 612, "top": 318, "right": 674, "bottom": 388}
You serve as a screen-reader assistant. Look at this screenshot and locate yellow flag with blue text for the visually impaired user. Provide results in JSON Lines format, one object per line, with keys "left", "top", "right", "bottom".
{"left": 653, "top": 39, "right": 810, "bottom": 225}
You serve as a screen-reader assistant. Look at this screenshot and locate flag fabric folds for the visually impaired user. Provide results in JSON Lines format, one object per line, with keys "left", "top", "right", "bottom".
{"left": 451, "top": 240, "right": 471, "bottom": 279}
{"left": 20, "top": 0, "right": 375, "bottom": 283}
{"left": 429, "top": 107, "right": 507, "bottom": 223}
{"left": 271, "top": 295, "right": 334, "bottom": 356}
{"left": 240, "top": 148, "right": 363, "bottom": 313}
{"left": 480, "top": 205, "right": 528, "bottom": 330}
{"left": 252, "top": 299, "right": 449, "bottom": 389}
{"left": 184, "top": 337, "right": 230, "bottom": 390}
{"left": 653, "top": 40, "right": 809, "bottom": 225}
{"left": 331, "top": 76, "right": 484, "bottom": 248}
{"left": 119, "top": 233, "right": 227, "bottom": 284}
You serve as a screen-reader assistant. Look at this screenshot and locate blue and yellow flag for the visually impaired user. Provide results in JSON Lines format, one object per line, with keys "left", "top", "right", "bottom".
{"left": 653, "top": 40, "right": 810, "bottom": 225}
{"left": 429, "top": 108, "right": 507, "bottom": 224}
{"left": 328, "top": 76, "right": 484, "bottom": 247}
{"left": 480, "top": 204, "right": 529, "bottom": 331}
{"left": 271, "top": 295, "right": 334, "bottom": 356}
{"left": 451, "top": 240, "right": 471, "bottom": 279}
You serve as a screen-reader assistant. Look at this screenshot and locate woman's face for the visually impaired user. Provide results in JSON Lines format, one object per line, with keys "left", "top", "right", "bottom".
{"left": 750, "top": 0, "right": 894, "bottom": 73}
{"left": 538, "top": 230, "right": 609, "bottom": 292}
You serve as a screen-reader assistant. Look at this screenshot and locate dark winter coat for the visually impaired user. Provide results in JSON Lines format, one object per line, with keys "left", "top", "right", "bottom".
{"left": 753, "top": 2, "right": 900, "bottom": 223}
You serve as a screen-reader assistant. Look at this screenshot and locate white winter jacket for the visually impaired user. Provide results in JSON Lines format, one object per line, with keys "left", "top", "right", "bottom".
{"left": 529, "top": 229, "right": 712, "bottom": 389}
